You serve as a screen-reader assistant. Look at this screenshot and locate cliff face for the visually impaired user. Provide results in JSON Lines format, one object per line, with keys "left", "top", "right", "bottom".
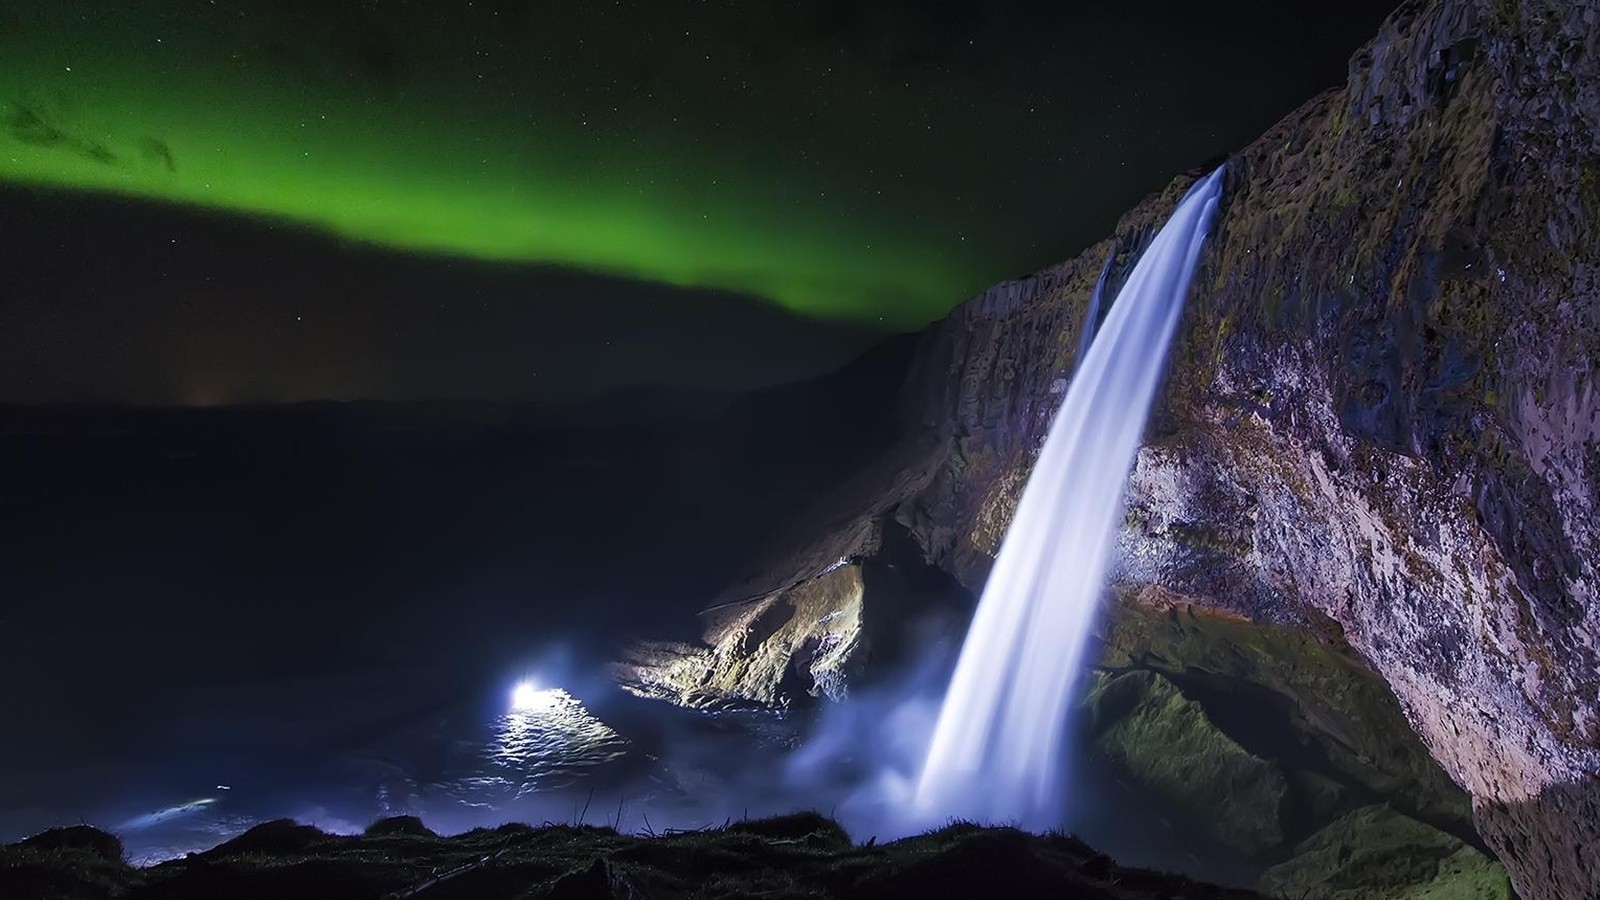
{"left": 627, "top": 1, "right": 1600, "bottom": 897}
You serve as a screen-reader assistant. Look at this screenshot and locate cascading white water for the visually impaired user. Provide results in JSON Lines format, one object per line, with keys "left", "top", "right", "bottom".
{"left": 913, "top": 167, "right": 1226, "bottom": 825}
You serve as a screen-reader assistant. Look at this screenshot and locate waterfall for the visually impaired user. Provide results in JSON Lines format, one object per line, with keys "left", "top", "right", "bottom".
{"left": 913, "top": 168, "right": 1226, "bottom": 826}
{"left": 1075, "top": 248, "right": 1117, "bottom": 371}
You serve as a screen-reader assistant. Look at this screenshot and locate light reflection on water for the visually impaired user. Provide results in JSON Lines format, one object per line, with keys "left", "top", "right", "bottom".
{"left": 440, "top": 688, "right": 629, "bottom": 806}
{"left": 109, "top": 686, "right": 633, "bottom": 862}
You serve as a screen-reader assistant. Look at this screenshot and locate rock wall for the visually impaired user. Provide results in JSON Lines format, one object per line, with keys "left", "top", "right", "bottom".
{"left": 614, "top": 562, "right": 870, "bottom": 710}
{"left": 628, "top": 1, "right": 1600, "bottom": 896}
{"left": 1086, "top": 591, "right": 1515, "bottom": 897}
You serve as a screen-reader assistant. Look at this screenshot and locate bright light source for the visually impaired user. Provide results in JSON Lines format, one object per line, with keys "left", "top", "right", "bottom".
{"left": 511, "top": 681, "right": 539, "bottom": 709}
{"left": 511, "top": 680, "right": 557, "bottom": 712}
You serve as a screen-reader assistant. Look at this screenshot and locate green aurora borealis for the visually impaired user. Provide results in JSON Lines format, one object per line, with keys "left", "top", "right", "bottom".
{"left": 3, "top": 1, "right": 1408, "bottom": 403}
{"left": 0, "top": 3, "right": 993, "bottom": 326}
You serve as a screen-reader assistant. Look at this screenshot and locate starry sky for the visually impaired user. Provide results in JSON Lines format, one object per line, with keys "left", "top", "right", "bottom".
{"left": 1, "top": 0, "right": 1400, "bottom": 405}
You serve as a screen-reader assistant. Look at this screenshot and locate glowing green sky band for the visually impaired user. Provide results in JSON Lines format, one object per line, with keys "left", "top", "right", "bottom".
{"left": 1, "top": 44, "right": 986, "bottom": 326}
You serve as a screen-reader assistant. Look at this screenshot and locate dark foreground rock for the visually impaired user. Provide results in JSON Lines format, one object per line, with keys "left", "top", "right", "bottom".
{"left": 1, "top": 814, "right": 1266, "bottom": 900}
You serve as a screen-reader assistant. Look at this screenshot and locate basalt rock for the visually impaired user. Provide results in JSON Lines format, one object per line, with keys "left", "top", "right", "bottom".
{"left": 629, "top": 0, "right": 1600, "bottom": 896}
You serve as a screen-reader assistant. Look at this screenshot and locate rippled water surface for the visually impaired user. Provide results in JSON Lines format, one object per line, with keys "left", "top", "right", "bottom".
{"left": 25, "top": 673, "right": 787, "bottom": 865}
{"left": 432, "top": 688, "right": 629, "bottom": 806}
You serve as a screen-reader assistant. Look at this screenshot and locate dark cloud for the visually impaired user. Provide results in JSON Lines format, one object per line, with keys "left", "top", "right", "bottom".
{"left": 139, "top": 137, "right": 177, "bottom": 174}
{"left": 4, "top": 100, "right": 118, "bottom": 166}
{"left": 0, "top": 187, "right": 886, "bottom": 405}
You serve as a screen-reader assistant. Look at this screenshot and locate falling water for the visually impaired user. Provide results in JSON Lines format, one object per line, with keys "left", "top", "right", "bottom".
{"left": 913, "top": 167, "right": 1226, "bottom": 825}
{"left": 1074, "top": 247, "right": 1117, "bottom": 371}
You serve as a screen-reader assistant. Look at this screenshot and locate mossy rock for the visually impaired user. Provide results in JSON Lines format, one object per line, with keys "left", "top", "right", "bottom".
{"left": 1259, "top": 805, "right": 1512, "bottom": 900}
{"left": 1085, "top": 669, "right": 1288, "bottom": 855}
{"left": 1099, "top": 593, "right": 1474, "bottom": 834}
{"left": 1402, "top": 846, "right": 1517, "bottom": 900}
{"left": 1085, "top": 595, "right": 1516, "bottom": 895}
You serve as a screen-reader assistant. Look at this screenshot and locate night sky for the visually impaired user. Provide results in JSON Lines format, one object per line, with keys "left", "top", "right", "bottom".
{"left": 2, "top": 0, "right": 1399, "bottom": 405}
